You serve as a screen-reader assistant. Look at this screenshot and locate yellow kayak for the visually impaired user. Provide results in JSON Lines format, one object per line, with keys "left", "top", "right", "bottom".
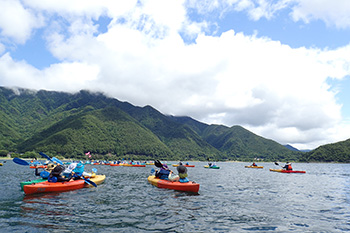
{"left": 85, "top": 174, "right": 106, "bottom": 187}
{"left": 245, "top": 166, "right": 264, "bottom": 169}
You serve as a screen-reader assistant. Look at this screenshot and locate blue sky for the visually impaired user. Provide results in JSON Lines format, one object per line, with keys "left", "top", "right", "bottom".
{"left": 1, "top": 0, "right": 350, "bottom": 150}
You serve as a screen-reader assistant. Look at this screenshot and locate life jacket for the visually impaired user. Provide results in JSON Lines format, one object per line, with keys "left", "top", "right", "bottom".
{"left": 179, "top": 177, "right": 189, "bottom": 183}
{"left": 156, "top": 169, "right": 170, "bottom": 180}
{"left": 287, "top": 164, "right": 292, "bottom": 170}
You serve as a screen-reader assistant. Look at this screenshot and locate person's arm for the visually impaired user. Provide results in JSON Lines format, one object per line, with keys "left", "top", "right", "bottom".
{"left": 35, "top": 168, "right": 40, "bottom": 176}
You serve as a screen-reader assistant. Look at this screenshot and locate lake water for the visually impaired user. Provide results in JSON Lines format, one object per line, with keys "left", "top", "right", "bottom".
{"left": 1, "top": 161, "right": 349, "bottom": 232}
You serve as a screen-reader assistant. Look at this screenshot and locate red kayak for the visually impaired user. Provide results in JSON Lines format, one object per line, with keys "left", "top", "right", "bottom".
{"left": 23, "top": 180, "right": 85, "bottom": 195}
{"left": 148, "top": 175, "right": 199, "bottom": 193}
{"left": 269, "top": 169, "right": 306, "bottom": 173}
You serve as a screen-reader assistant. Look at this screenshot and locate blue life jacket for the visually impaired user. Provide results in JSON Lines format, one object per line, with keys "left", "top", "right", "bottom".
{"left": 157, "top": 169, "right": 170, "bottom": 180}
{"left": 48, "top": 176, "right": 57, "bottom": 183}
{"left": 179, "top": 177, "right": 189, "bottom": 183}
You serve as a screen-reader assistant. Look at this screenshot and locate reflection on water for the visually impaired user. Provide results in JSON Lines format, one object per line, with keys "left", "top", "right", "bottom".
{"left": 0, "top": 161, "right": 350, "bottom": 232}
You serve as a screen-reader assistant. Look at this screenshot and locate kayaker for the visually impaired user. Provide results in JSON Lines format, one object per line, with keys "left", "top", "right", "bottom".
{"left": 251, "top": 162, "right": 257, "bottom": 166}
{"left": 169, "top": 165, "right": 189, "bottom": 183}
{"left": 154, "top": 160, "right": 170, "bottom": 180}
{"left": 283, "top": 162, "right": 293, "bottom": 170}
{"left": 48, "top": 165, "right": 73, "bottom": 182}
{"left": 34, "top": 163, "right": 56, "bottom": 179}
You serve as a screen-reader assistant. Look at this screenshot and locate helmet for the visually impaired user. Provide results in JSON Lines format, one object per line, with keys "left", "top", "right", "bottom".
{"left": 177, "top": 165, "right": 187, "bottom": 174}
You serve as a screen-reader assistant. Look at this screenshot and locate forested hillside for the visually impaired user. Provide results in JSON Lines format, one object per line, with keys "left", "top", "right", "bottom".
{"left": 0, "top": 86, "right": 320, "bottom": 161}
{"left": 300, "top": 139, "right": 350, "bottom": 163}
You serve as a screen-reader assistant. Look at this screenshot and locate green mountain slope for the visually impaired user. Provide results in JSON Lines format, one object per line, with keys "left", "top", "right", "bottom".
{"left": 0, "top": 86, "right": 308, "bottom": 161}
{"left": 301, "top": 139, "right": 350, "bottom": 163}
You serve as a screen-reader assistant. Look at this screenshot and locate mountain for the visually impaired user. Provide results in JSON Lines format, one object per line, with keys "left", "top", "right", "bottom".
{"left": 0, "top": 86, "right": 300, "bottom": 161}
{"left": 301, "top": 139, "right": 350, "bottom": 163}
{"left": 284, "top": 144, "right": 300, "bottom": 152}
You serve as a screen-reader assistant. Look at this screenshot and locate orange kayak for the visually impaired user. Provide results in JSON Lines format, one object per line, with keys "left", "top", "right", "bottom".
{"left": 30, "top": 165, "right": 47, "bottom": 169}
{"left": 23, "top": 180, "right": 85, "bottom": 195}
{"left": 147, "top": 175, "right": 199, "bottom": 193}
{"left": 172, "top": 164, "right": 195, "bottom": 167}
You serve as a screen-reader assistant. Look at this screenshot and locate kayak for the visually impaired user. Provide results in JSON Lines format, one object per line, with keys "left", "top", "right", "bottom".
{"left": 204, "top": 165, "right": 220, "bottom": 169}
{"left": 30, "top": 165, "right": 47, "bottom": 169}
{"left": 245, "top": 166, "right": 264, "bottom": 169}
{"left": 20, "top": 174, "right": 105, "bottom": 190}
{"left": 85, "top": 175, "right": 106, "bottom": 187}
{"left": 269, "top": 169, "right": 306, "bottom": 173}
{"left": 147, "top": 175, "right": 199, "bottom": 193}
{"left": 172, "top": 164, "right": 195, "bottom": 167}
{"left": 23, "top": 180, "right": 85, "bottom": 195}
{"left": 123, "top": 164, "right": 146, "bottom": 167}
{"left": 110, "top": 164, "right": 121, "bottom": 166}
{"left": 20, "top": 178, "right": 46, "bottom": 190}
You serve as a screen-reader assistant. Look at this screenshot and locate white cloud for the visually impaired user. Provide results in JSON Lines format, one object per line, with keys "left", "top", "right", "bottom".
{"left": 290, "top": 0, "right": 350, "bottom": 29}
{"left": 0, "top": 0, "right": 350, "bottom": 150}
{"left": 0, "top": 0, "right": 44, "bottom": 44}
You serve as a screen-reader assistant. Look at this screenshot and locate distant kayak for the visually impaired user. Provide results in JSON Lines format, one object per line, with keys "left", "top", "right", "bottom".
{"left": 172, "top": 164, "right": 195, "bottom": 167}
{"left": 269, "top": 169, "right": 306, "bottom": 173}
{"left": 123, "top": 164, "right": 146, "bottom": 167}
{"left": 204, "top": 165, "right": 220, "bottom": 169}
{"left": 147, "top": 175, "right": 199, "bottom": 193}
{"left": 23, "top": 180, "right": 85, "bottom": 195}
{"left": 29, "top": 165, "right": 47, "bottom": 169}
{"left": 245, "top": 166, "right": 264, "bottom": 169}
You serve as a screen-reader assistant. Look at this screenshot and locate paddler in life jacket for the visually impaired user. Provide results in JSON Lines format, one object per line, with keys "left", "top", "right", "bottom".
{"left": 35, "top": 163, "right": 56, "bottom": 179}
{"left": 251, "top": 162, "right": 257, "bottom": 167}
{"left": 154, "top": 160, "right": 170, "bottom": 180}
{"left": 283, "top": 162, "right": 293, "bottom": 170}
{"left": 169, "top": 165, "right": 189, "bottom": 183}
{"left": 48, "top": 165, "right": 72, "bottom": 182}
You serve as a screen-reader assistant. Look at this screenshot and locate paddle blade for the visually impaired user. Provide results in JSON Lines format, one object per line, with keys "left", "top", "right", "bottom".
{"left": 84, "top": 178, "right": 97, "bottom": 187}
{"left": 154, "top": 160, "right": 163, "bottom": 168}
{"left": 13, "top": 157, "right": 30, "bottom": 166}
{"left": 39, "top": 152, "right": 51, "bottom": 160}
{"left": 52, "top": 157, "right": 63, "bottom": 165}
{"left": 274, "top": 162, "right": 279, "bottom": 166}
{"left": 150, "top": 168, "right": 155, "bottom": 174}
{"left": 92, "top": 168, "right": 97, "bottom": 173}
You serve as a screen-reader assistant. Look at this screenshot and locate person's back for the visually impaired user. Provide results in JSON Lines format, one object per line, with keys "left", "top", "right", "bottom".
{"left": 48, "top": 165, "right": 71, "bottom": 182}
{"left": 177, "top": 165, "right": 189, "bottom": 183}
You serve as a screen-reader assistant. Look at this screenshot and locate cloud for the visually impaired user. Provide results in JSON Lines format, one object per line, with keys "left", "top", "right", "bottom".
{"left": 0, "top": 0, "right": 350, "bottom": 150}
{"left": 0, "top": 0, "right": 44, "bottom": 44}
{"left": 290, "top": 0, "right": 350, "bottom": 29}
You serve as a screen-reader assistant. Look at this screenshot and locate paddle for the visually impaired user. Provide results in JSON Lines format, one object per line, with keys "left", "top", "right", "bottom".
{"left": 39, "top": 152, "right": 63, "bottom": 165}
{"left": 72, "top": 172, "right": 97, "bottom": 187}
{"left": 13, "top": 157, "right": 30, "bottom": 166}
{"left": 154, "top": 160, "right": 163, "bottom": 168}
